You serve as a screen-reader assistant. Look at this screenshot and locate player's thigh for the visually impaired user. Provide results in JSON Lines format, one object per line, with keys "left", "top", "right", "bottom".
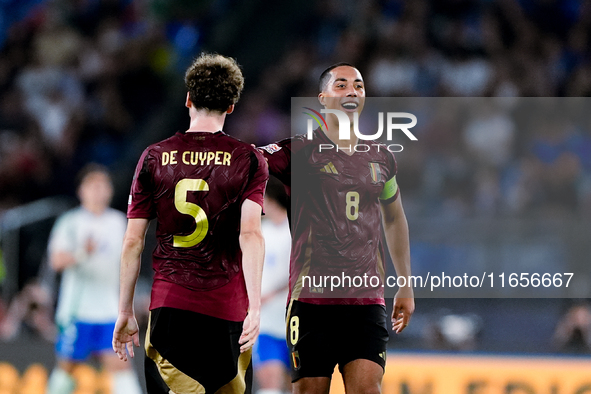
{"left": 292, "top": 376, "right": 331, "bottom": 394}
{"left": 286, "top": 301, "right": 339, "bottom": 383}
{"left": 255, "top": 361, "right": 287, "bottom": 390}
{"left": 336, "top": 304, "right": 389, "bottom": 372}
{"left": 341, "top": 359, "right": 383, "bottom": 394}
{"left": 146, "top": 307, "right": 251, "bottom": 393}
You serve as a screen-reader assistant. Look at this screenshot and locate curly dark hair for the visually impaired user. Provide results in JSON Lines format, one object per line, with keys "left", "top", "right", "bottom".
{"left": 184, "top": 53, "right": 244, "bottom": 113}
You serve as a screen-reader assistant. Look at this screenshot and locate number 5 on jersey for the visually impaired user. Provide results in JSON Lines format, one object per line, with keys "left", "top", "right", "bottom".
{"left": 174, "top": 179, "right": 209, "bottom": 248}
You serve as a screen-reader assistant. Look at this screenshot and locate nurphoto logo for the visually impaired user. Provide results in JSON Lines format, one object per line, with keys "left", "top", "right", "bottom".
{"left": 303, "top": 106, "right": 418, "bottom": 153}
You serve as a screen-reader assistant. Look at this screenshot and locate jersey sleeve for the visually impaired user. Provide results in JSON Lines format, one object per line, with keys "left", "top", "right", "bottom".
{"left": 47, "top": 212, "right": 75, "bottom": 254}
{"left": 127, "top": 147, "right": 156, "bottom": 219}
{"left": 379, "top": 150, "right": 399, "bottom": 205}
{"left": 258, "top": 138, "right": 291, "bottom": 186}
{"left": 241, "top": 148, "right": 269, "bottom": 209}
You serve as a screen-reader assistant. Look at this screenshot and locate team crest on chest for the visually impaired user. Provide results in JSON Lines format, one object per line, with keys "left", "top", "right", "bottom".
{"left": 369, "top": 162, "right": 383, "bottom": 183}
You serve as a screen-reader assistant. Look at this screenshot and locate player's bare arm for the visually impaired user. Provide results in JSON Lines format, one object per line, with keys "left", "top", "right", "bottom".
{"left": 49, "top": 251, "right": 78, "bottom": 272}
{"left": 238, "top": 199, "right": 265, "bottom": 353}
{"left": 380, "top": 195, "right": 414, "bottom": 334}
{"left": 51, "top": 238, "right": 99, "bottom": 272}
{"left": 112, "top": 218, "right": 149, "bottom": 362}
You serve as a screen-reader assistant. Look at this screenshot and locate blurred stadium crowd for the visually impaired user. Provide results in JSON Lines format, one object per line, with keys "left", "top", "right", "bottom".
{"left": 0, "top": 0, "right": 590, "bottom": 355}
{"left": 0, "top": 0, "right": 590, "bottom": 217}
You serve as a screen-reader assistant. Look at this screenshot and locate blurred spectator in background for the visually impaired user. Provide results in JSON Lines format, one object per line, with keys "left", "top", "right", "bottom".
{"left": 424, "top": 310, "right": 482, "bottom": 351}
{"left": 0, "top": 0, "right": 591, "bottom": 218}
{"left": 553, "top": 300, "right": 591, "bottom": 353}
{"left": 46, "top": 164, "right": 141, "bottom": 394}
{"left": 0, "top": 247, "right": 5, "bottom": 287}
{"left": 0, "top": 277, "right": 55, "bottom": 341}
{"left": 254, "top": 180, "right": 291, "bottom": 394}
{"left": 0, "top": 0, "right": 169, "bottom": 213}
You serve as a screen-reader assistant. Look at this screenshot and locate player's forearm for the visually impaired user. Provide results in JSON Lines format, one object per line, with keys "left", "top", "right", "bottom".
{"left": 239, "top": 231, "right": 265, "bottom": 312}
{"left": 382, "top": 201, "right": 413, "bottom": 292}
{"left": 118, "top": 234, "right": 144, "bottom": 314}
{"left": 384, "top": 216, "right": 411, "bottom": 279}
{"left": 50, "top": 251, "right": 77, "bottom": 272}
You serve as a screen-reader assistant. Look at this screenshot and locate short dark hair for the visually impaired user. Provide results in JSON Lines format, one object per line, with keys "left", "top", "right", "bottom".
{"left": 185, "top": 53, "right": 244, "bottom": 113}
{"left": 76, "top": 163, "right": 111, "bottom": 188}
{"left": 318, "top": 62, "right": 357, "bottom": 93}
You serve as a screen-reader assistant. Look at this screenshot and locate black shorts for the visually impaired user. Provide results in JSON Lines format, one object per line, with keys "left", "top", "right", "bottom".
{"left": 286, "top": 300, "right": 389, "bottom": 382}
{"left": 144, "top": 307, "right": 253, "bottom": 394}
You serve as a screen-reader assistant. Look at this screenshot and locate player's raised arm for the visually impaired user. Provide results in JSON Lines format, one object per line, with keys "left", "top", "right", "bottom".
{"left": 113, "top": 218, "right": 149, "bottom": 361}
{"left": 238, "top": 199, "right": 265, "bottom": 353}
{"left": 258, "top": 139, "right": 291, "bottom": 187}
{"left": 380, "top": 194, "right": 415, "bottom": 334}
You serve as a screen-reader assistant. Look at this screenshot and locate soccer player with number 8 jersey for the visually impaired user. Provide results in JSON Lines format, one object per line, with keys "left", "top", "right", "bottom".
{"left": 112, "top": 53, "right": 268, "bottom": 394}
{"left": 259, "top": 63, "right": 414, "bottom": 394}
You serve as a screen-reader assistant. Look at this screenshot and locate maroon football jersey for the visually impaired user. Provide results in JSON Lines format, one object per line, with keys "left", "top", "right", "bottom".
{"left": 260, "top": 128, "right": 398, "bottom": 306}
{"left": 128, "top": 131, "right": 268, "bottom": 321}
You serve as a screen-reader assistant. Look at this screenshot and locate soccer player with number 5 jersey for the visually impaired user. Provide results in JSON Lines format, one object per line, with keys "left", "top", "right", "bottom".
{"left": 112, "top": 53, "right": 268, "bottom": 394}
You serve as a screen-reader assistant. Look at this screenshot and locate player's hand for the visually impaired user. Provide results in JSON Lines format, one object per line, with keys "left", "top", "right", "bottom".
{"left": 112, "top": 312, "right": 140, "bottom": 362}
{"left": 239, "top": 309, "right": 260, "bottom": 353}
{"left": 251, "top": 144, "right": 269, "bottom": 164}
{"left": 392, "top": 288, "right": 415, "bottom": 334}
{"left": 85, "top": 237, "right": 96, "bottom": 255}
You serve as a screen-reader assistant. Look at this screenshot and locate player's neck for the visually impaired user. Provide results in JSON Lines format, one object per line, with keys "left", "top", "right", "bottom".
{"left": 322, "top": 122, "right": 358, "bottom": 156}
{"left": 187, "top": 113, "right": 226, "bottom": 133}
{"left": 82, "top": 203, "right": 107, "bottom": 216}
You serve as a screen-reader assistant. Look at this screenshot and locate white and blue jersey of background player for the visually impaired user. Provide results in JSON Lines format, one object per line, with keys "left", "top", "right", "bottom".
{"left": 254, "top": 216, "right": 291, "bottom": 368}
{"left": 48, "top": 206, "right": 126, "bottom": 361}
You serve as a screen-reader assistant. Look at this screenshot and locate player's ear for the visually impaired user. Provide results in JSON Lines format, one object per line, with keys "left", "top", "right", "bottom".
{"left": 185, "top": 92, "right": 192, "bottom": 109}
{"left": 226, "top": 104, "right": 235, "bottom": 114}
{"left": 318, "top": 93, "right": 326, "bottom": 106}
